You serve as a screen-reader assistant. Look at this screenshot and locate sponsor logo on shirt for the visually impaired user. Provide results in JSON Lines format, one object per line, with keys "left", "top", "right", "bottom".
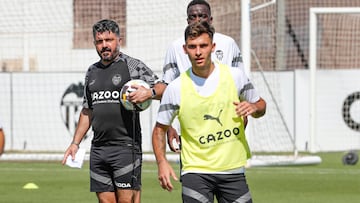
{"left": 203, "top": 109, "right": 223, "bottom": 126}
{"left": 91, "top": 90, "right": 120, "bottom": 104}
{"left": 199, "top": 127, "right": 240, "bottom": 146}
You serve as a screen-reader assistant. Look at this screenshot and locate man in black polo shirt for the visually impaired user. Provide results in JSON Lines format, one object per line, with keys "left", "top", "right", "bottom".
{"left": 62, "top": 19, "right": 159, "bottom": 203}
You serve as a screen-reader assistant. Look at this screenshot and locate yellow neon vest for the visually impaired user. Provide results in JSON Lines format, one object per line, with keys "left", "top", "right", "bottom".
{"left": 179, "top": 63, "right": 251, "bottom": 173}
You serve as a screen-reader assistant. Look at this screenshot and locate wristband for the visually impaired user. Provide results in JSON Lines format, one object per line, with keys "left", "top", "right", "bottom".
{"left": 71, "top": 141, "right": 80, "bottom": 148}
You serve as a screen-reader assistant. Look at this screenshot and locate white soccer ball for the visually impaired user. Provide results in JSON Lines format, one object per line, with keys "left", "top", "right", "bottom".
{"left": 120, "top": 79, "right": 152, "bottom": 111}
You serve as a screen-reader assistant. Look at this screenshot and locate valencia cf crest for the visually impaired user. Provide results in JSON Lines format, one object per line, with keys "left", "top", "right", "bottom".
{"left": 112, "top": 74, "right": 122, "bottom": 86}
{"left": 215, "top": 50, "right": 224, "bottom": 61}
{"left": 60, "top": 82, "right": 91, "bottom": 140}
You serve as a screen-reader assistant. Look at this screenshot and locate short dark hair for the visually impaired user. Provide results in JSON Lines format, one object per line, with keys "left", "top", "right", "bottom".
{"left": 184, "top": 21, "right": 215, "bottom": 41}
{"left": 187, "top": 0, "right": 211, "bottom": 16}
{"left": 92, "top": 19, "right": 120, "bottom": 39}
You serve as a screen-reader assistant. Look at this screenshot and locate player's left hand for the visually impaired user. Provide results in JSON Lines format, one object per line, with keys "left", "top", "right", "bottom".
{"left": 128, "top": 84, "right": 152, "bottom": 103}
{"left": 233, "top": 101, "right": 257, "bottom": 117}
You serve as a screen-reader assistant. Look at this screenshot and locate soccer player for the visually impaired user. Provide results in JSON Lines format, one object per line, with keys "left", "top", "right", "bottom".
{"left": 158, "top": 0, "right": 245, "bottom": 152}
{"left": 152, "top": 21, "right": 266, "bottom": 203}
{"left": 62, "top": 19, "right": 159, "bottom": 203}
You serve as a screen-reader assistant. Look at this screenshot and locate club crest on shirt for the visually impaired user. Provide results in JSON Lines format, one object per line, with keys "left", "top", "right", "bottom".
{"left": 112, "top": 74, "right": 122, "bottom": 86}
{"left": 215, "top": 50, "right": 224, "bottom": 61}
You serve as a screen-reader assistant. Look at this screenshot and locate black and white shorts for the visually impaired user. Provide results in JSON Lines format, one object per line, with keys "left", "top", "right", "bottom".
{"left": 181, "top": 173, "right": 252, "bottom": 203}
{"left": 90, "top": 145, "right": 142, "bottom": 192}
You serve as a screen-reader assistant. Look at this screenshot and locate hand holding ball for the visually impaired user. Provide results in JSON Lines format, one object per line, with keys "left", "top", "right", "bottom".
{"left": 120, "top": 79, "right": 152, "bottom": 111}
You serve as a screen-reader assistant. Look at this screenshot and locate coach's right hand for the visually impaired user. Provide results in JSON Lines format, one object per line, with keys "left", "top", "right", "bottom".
{"left": 61, "top": 142, "right": 79, "bottom": 165}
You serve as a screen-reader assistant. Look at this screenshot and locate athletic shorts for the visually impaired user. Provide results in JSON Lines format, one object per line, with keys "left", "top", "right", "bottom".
{"left": 181, "top": 173, "right": 252, "bottom": 203}
{"left": 90, "top": 145, "right": 142, "bottom": 192}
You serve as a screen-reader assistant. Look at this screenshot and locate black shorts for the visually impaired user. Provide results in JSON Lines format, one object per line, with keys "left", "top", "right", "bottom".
{"left": 90, "top": 145, "right": 142, "bottom": 192}
{"left": 181, "top": 173, "right": 252, "bottom": 203}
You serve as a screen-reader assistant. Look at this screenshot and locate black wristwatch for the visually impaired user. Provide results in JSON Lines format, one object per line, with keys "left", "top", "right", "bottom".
{"left": 151, "top": 88, "right": 156, "bottom": 99}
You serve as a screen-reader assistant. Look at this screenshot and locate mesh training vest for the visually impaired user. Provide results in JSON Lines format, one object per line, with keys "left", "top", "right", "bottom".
{"left": 179, "top": 63, "right": 251, "bottom": 173}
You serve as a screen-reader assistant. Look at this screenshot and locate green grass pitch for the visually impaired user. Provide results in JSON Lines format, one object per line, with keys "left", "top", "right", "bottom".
{"left": 0, "top": 152, "right": 359, "bottom": 203}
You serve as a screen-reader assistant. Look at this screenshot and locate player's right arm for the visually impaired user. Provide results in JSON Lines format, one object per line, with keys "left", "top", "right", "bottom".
{"left": 153, "top": 80, "right": 180, "bottom": 153}
{"left": 161, "top": 42, "right": 184, "bottom": 152}
{"left": 152, "top": 122, "right": 178, "bottom": 191}
{"left": 61, "top": 107, "right": 92, "bottom": 164}
{"left": 152, "top": 81, "right": 180, "bottom": 191}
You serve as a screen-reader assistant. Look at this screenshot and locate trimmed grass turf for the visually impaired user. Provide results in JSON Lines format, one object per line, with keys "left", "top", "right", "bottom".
{"left": 248, "top": 152, "right": 360, "bottom": 203}
{"left": 0, "top": 152, "right": 359, "bottom": 202}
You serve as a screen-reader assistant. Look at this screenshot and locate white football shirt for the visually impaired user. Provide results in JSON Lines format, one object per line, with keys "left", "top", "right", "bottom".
{"left": 162, "top": 32, "right": 243, "bottom": 135}
{"left": 157, "top": 63, "right": 260, "bottom": 127}
{"left": 162, "top": 32, "right": 242, "bottom": 84}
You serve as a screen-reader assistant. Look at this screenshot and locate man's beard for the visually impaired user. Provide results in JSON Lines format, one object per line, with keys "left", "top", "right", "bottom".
{"left": 99, "top": 47, "right": 119, "bottom": 62}
{"left": 101, "top": 53, "right": 115, "bottom": 62}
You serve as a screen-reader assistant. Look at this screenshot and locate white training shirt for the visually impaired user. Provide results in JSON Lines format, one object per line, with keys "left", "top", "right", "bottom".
{"left": 162, "top": 32, "right": 242, "bottom": 84}
{"left": 162, "top": 32, "right": 243, "bottom": 135}
{"left": 157, "top": 62, "right": 260, "bottom": 126}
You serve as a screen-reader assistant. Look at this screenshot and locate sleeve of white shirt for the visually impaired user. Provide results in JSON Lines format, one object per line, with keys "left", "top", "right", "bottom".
{"left": 230, "top": 67, "right": 260, "bottom": 103}
{"left": 229, "top": 39, "right": 242, "bottom": 68}
{"left": 162, "top": 42, "right": 180, "bottom": 84}
{"left": 156, "top": 78, "right": 181, "bottom": 126}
